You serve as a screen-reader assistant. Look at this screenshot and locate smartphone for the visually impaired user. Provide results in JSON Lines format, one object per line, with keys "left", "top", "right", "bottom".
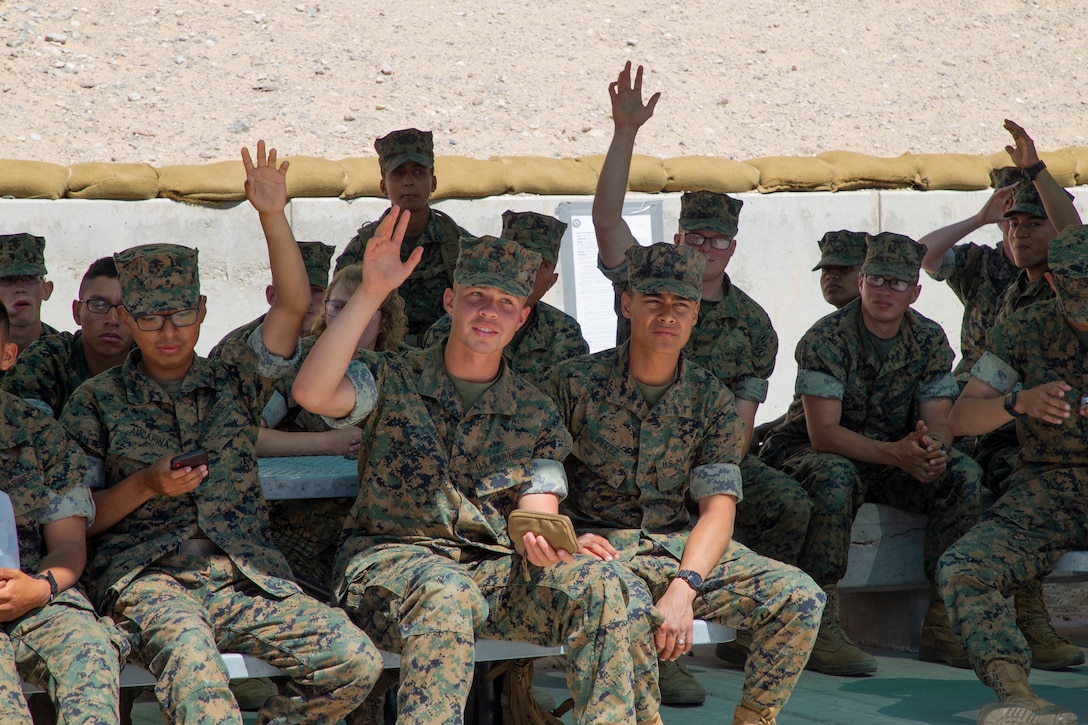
{"left": 170, "top": 450, "right": 208, "bottom": 470}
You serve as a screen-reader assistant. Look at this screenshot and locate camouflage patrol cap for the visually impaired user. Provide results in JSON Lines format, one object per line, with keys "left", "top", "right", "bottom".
{"left": 679, "top": 191, "right": 743, "bottom": 238}
{"left": 374, "top": 128, "right": 434, "bottom": 175}
{"left": 626, "top": 242, "right": 706, "bottom": 301}
{"left": 861, "top": 232, "right": 925, "bottom": 283}
{"left": 298, "top": 241, "right": 335, "bottom": 289}
{"left": 1004, "top": 179, "right": 1046, "bottom": 218}
{"left": 812, "top": 230, "right": 868, "bottom": 271}
{"left": 0, "top": 233, "right": 47, "bottom": 277}
{"left": 990, "top": 166, "right": 1025, "bottom": 190}
{"left": 1047, "top": 226, "right": 1088, "bottom": 323}
{"left": 114, "top": 243, "right": 201, "bottom": 316}
{"left": 500, "top": 210, "right": 567, "bottom": 267}
{"left": 454, "top": 235, "right": 541, "bottom": 299}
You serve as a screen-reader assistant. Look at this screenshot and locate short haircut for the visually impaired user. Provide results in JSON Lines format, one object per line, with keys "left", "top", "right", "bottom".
{"left": 80, "top": 257, "right": 119, "bottom": 295}
{"left": 0, "top": 300, "right": 9, "bottom": 341}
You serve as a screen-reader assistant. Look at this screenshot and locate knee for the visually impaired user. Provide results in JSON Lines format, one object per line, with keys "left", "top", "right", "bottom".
{"left": 401, "top": 576, "right": 488, "bottom": 636}
{"left": 804, "top": 457, "right": 858, "bottom": 513}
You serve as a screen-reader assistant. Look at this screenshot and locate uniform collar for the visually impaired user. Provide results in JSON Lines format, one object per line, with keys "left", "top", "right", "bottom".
{"left": 416, "top": 343, "right": 520, "bottom": 417}
{"left": 121, "top": 349, "right": 215, "bottom": 405}
{"left": 605, "top": 341, "right": 696, "bottom": 420}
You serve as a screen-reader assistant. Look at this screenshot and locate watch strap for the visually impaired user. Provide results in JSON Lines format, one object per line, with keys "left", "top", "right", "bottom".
{"left": 1025, "top": 160, "right": 1047, "bottom": 181}
{"left": 674, "top": 569, "right": 704, "bottom": 593}
{"left": 33, "top": 571, "right": 58, "bottom": 603}
{"left": 1004, "top": 391, "right": 1024, "bottom": 418}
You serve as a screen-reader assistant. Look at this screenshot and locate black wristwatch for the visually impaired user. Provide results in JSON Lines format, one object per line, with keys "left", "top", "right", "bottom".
{"left": 33, "top": 571, "right": 58, "bottom": 604}
{"left": 1004, "top": 391, "right": 1024, "bottom": 418}
{"left": 674, "top": 569, "right": 704, "bottom": 594}
{"left": 1025, "top": 160, "right": 1047, "bottom": 181}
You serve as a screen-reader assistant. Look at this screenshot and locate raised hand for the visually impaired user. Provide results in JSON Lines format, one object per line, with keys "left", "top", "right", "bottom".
{"left": 1004, "top": 120, "right": 1041, "bottom": 169}
{"left": 359, "top": 206, "right": 422, "bottom": 297}
{"left": 977, "top": 184, "right": 1017, "bottom": 225}
{"left": 610, "top": 61, "right": 661, "bottom": 132}
{"left": 242, "top": 139, "right": 289, "bottom": 215}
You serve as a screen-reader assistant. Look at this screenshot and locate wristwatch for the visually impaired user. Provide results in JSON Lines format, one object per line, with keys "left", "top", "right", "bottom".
{"left": 1025, "top": 160, "right": 1047, "bottom": 181}
{"left": 1004, "top": 391, "right": 1024, "bottom": 418}
{"left": 673, "top": 569, "right": 704, "bottom": 594}
{"left": 32, "top": 571, "right": 58, "bottom": 604}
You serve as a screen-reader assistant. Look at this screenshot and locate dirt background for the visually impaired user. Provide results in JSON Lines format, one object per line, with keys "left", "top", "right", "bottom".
{"left": 3, "top": 1, "right": 1086, "bottom": 166}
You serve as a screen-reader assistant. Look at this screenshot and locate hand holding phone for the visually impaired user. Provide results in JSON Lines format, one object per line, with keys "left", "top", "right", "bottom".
{"left": 170, "top": 450, "right": 208, "bottom": 470}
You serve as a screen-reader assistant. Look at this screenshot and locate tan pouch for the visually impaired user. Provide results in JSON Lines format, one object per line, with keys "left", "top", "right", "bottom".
{"left": 508, "top": 510, "right": 579, "bottom": 556}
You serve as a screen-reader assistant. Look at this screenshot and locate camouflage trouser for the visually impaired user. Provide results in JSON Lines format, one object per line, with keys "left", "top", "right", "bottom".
{"left": 619, "top": 539, "right": 824, "bottom": 713}
{"left": 111, "top": 553, "right": 382, "bottom": 725}
{"left": 779, "top": 448, "right": 982, "bottom": 584}
{"left": 937, "top": 464, "right": 1088, "bottom": 680}
{"left": 268, "top": 497, "right": 351, "bottom": 596}
{"left": 735, "top": 454, "right": 814, "bottom": 566}
{"left": 0, "top": 589, "right": 124, "bottom": 724}
{"left": 972, "top": 422, "right": 1020, "bottom": 496}
{"left": 342, "top": 544, "right": 652, "bottom": 725}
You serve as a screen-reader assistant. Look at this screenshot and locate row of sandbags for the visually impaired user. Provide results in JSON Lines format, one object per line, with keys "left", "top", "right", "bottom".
{"left": 3, "top": 149, "right": 1088, "bottom": 202}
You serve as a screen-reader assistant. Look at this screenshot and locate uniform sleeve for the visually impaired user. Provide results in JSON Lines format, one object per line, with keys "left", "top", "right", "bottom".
{"left": 519, "top": 389, "right": 573, "bottom": 498}
{"left": 691, "top": 385, "right": 745, "bottom": 501}
{"left": 793, "top": 327, "right": 847, "bottom": 400}
{"left": 917, "top": 324, "right": 958, "bottom": 399}
{"left": 318, "top": 356, "right": 381, "bottom": 429}
{"left": 970, "top": 352, "right": 1020, "bottom": 394}
{"left": 245, "top": 325, "right": 302, "bottom": 380}
{"left": 1, "top": 336, "right": 66, "bottom": 416}
{"left": 926, "top": 247, "right": 958, "bottom": 283}
{"left": 34, "top": 412, "right": 98, "bottom": 524}
{"left": 748, "top": 312, "right": 779, "bottom": 383}
{"left": 59, "top": 388, "right": 109, "bottom": 490}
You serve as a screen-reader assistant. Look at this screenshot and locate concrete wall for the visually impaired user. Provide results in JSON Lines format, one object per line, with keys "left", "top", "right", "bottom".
{"left": 4, "top": 189, "right": 1086, "bottom": 422}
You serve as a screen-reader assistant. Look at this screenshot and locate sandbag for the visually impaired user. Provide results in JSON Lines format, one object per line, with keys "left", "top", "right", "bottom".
{"left": 1067, "top": 147, "right": 1088, "bottom": 186}
{"left": 576, "top": 154, "right": 667, "bottom": 193}
{"left": 0, "top": 160, "right": 69, "bottom": 200}
{"left": 66, "top": 162, "right": 159, "bottom": 200}
{"left": 817, "top": 151, "right": 917, "bottom": 191}
{"left": 433, "top": 156, "right": 510, "bottom": 200}
{"left": 494, "top": 156, "right": 598, "bottom": 196}
{"left": 745, "top": 156, "right": 834, "bottom": 193}
{"left": 158, "top": 160, "right": 247, "bottom": 203}
{"left": 913, "top": 154, "right": 992, "bottom": 191}
{"left": 339, "top": 157, "right": 383, "bottom": 199}
{"left": 282, "top": 156, "right": 347, "bottom": 199}
{"left": 662, "top": 156, "right": 759, "bottom": 193}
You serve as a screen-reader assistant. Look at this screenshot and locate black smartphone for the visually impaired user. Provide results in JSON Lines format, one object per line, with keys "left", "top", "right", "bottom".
{"left": 170, "top": 450, "right": 208, "bottom": 470}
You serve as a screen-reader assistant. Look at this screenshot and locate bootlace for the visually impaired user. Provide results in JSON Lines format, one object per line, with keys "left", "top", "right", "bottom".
{"left": 983, "top": 670, "right": 1010, "bottom": 702}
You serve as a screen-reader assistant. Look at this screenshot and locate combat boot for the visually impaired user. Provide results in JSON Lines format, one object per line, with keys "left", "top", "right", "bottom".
{"left": 977, "top": 659, "right": 1078, "bottom": 725}
{"left": 1015, "top": 581, "right": 1085, "bottom": 671}
{"left": 714, "top": 629, "right": 753, "bottom": 667}
{"left": 804, "top": 585, "right": 877, "bottom": 676}
{"left": 731, "top": 702, "right": 779, "bottom": 725}
{"left": 657, "top": 657, "right": 705, "bottom": 705}
{"left": 918, "top": 586, "right": 971, "bottom": 669}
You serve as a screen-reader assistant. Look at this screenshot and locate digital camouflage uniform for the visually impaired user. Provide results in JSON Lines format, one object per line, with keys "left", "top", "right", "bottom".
{"left": 208, "top": 241, "right": 335, "bottom": 359}
{"left": 334, "top": 129, "right": 471, "bottom": 342}
{"left": 327, "top": 237, "right": 652, "bottom": 725}
{"left": 599, "top": 192, "right": 812, "bottom": 565}
{"left": 423, "top": 210, "right": 589, "bottom": 384}
{"left": 60, "top": 244, "right": 380, "bottom": 725}
{"left": 0, "top": 233, "right": 61, "bottom": 385}
{"left": 937, "top": 228, "right": 1088, "bottom": 691}
{"left": 0, "top": 391, "right": 125, "bottom": 725}
{"left": 761, "top": 235, "right": 982, "bottom": 586}
{"left": 812, "top": 230, "right": 867, "bottom": 273}
{"left": 1, "top": 331, "right": 98, "bottom": 417}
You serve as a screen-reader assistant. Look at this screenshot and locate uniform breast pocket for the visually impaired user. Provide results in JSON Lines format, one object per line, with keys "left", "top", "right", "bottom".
{"left": 573, "top": 435, "right": 630, "bottom": 491}
{"left": 654, "top": 448, "right": 692, "bottom": 492}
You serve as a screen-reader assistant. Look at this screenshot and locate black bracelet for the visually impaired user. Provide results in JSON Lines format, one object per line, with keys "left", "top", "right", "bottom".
{"left": 1025, "top": 160, "right": 1047, "bottom": 181}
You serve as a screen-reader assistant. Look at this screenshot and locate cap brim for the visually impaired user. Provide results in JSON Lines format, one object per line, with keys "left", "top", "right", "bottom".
{"left": 0, "top": 262, "right": 47, "bottom": 278}
{"left": 381, "top": 153, "right": 434, "bottom": 174}
{"left": 630, "top": 279, "right": 701, "bottom": 301}
{"left": 1004, "top": 203, "right": 1046, "bottom": 218}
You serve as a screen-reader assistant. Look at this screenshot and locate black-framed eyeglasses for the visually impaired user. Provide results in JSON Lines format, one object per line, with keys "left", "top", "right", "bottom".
{"left": 864, "top": 275, "right": 913, "bottom": 293}
{"left": 0, "top": 275, "right": 43, "bottom": 288}
{"left": 682, "top": 233, "right": 734, "bottom": 251}
{"left": 79, "top": 299, "right": 124, "bottom": 315}
{"left": 130, "top": 308, "right": 200, "bottom": 331}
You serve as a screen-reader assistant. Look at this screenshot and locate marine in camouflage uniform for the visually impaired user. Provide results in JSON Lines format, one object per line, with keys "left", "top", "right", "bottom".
{"left": 301, "top": 233, "right": 654, "bottom": 725}
{"left": 598, "top": 192, "right": 811, "bottom": 568}
{"left": 760, "top": 233, "right": 982, "bottom": 675}
{"left": 937, "top": 226, "right": 1088, "bottom": 723}
{"left": 2, "top": 331, "right": 96, "bottom": 418}
{"left": 543, "top": 243, "right": 824, "bottom": 725}
{"left": 334, "top": 128, "right": 472, "bottom": 344}
{"left": 0, "top": 234, "right": 60, "bottom": 386}
{"left": 812, "top": 230, "right": 867, "bottom": 310}
{"left": 423, "top": 210, "right": 589, "bottom": 384}
{"left": 208, "top": 241, "right": 335, "bottom": 358}
{"left": 61, "top": 240, "right": 380, "bottom": 723}
{"left": 0, "top": 388, "right": 125, "bottom": 725}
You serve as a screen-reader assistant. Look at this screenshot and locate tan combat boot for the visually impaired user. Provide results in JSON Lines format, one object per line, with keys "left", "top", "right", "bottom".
{"left": 731, "top": 702, "right": 779, "bottom": 725}
{"left": 977, "top": 659, "right": 1078, "bottom": 725}
{"left": 1015, "top": 581, "right": 1086, "bottom": 671}
{"left": 918, "top": 585, "right": 971, "bottom": 669}
{"left": 804, "top": 585, "right": 877, "bottom": 676}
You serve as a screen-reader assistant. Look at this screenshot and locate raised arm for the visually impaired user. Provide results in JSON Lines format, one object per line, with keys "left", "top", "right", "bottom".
{"left": 242, "top": 140, "right": 310, "bottom": 359}
{"left": 293, "top": 208, "right": 419, "bottom": 419}
{"left": 592, "top": 62, "right": 660, "bottom": 269}
{"left": 919, "top": 185, "right": 1016, "bottom": 274}
{"left": 1004, "top": 119, "right": 1082, "bottom": 233}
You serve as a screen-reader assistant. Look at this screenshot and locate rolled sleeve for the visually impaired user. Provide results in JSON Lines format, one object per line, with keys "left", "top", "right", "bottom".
{"left": 918, "top": 372, "right": 960, "bottom": 401}
{"left": 596, "top": 256, "right": 629, "bottom": 284}
{"left": 690, "top": 462, "right": 743, "bottom": 502}
{"left": 732, "top": 375, "right": 769, "bottom": 404}
{"left": 39, "top": 485, "right": 95, "bottom": 526}
{"left": 319, "top": 360, "right": 379, "bottom": 429}
{"left": 925, "top": 248, "right": 957, "bottom": 282}
{"left": 85, "top": 457, "right": 108, "bottom": 492}
{"left": 970, "top": 352, "right": 1020, "bottom": 394}
{"left": 246, "top": 325, "right": 302, "bottom": 379}
{"left": 796, "top": 369, "right": 845, "bottom": 400}
{"left": 518, "top": 459, "right": 569, "bottom": 500}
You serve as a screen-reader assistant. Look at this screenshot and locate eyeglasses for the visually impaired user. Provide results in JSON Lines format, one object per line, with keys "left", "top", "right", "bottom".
{"left": 682, "top": 233, "right": 734, "bottom": 251}
{"left": 325, "top": 299, "right": 349, "bottom": 317}
{"left": 79, "top": 299, "right": 124, "bottom": 315}
{"left": 0, "top": 275, "right": 42, "bottom": 287}
{"left": 130, "top": 308, "right": 200, "bottom": 331}
{"left": 864, "top": 275, "right": 914, "bottom": 293}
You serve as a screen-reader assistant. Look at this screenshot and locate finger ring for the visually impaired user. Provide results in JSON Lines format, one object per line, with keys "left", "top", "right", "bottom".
{"left": 678, "top": 638, "right": 686, "bottom": 645}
